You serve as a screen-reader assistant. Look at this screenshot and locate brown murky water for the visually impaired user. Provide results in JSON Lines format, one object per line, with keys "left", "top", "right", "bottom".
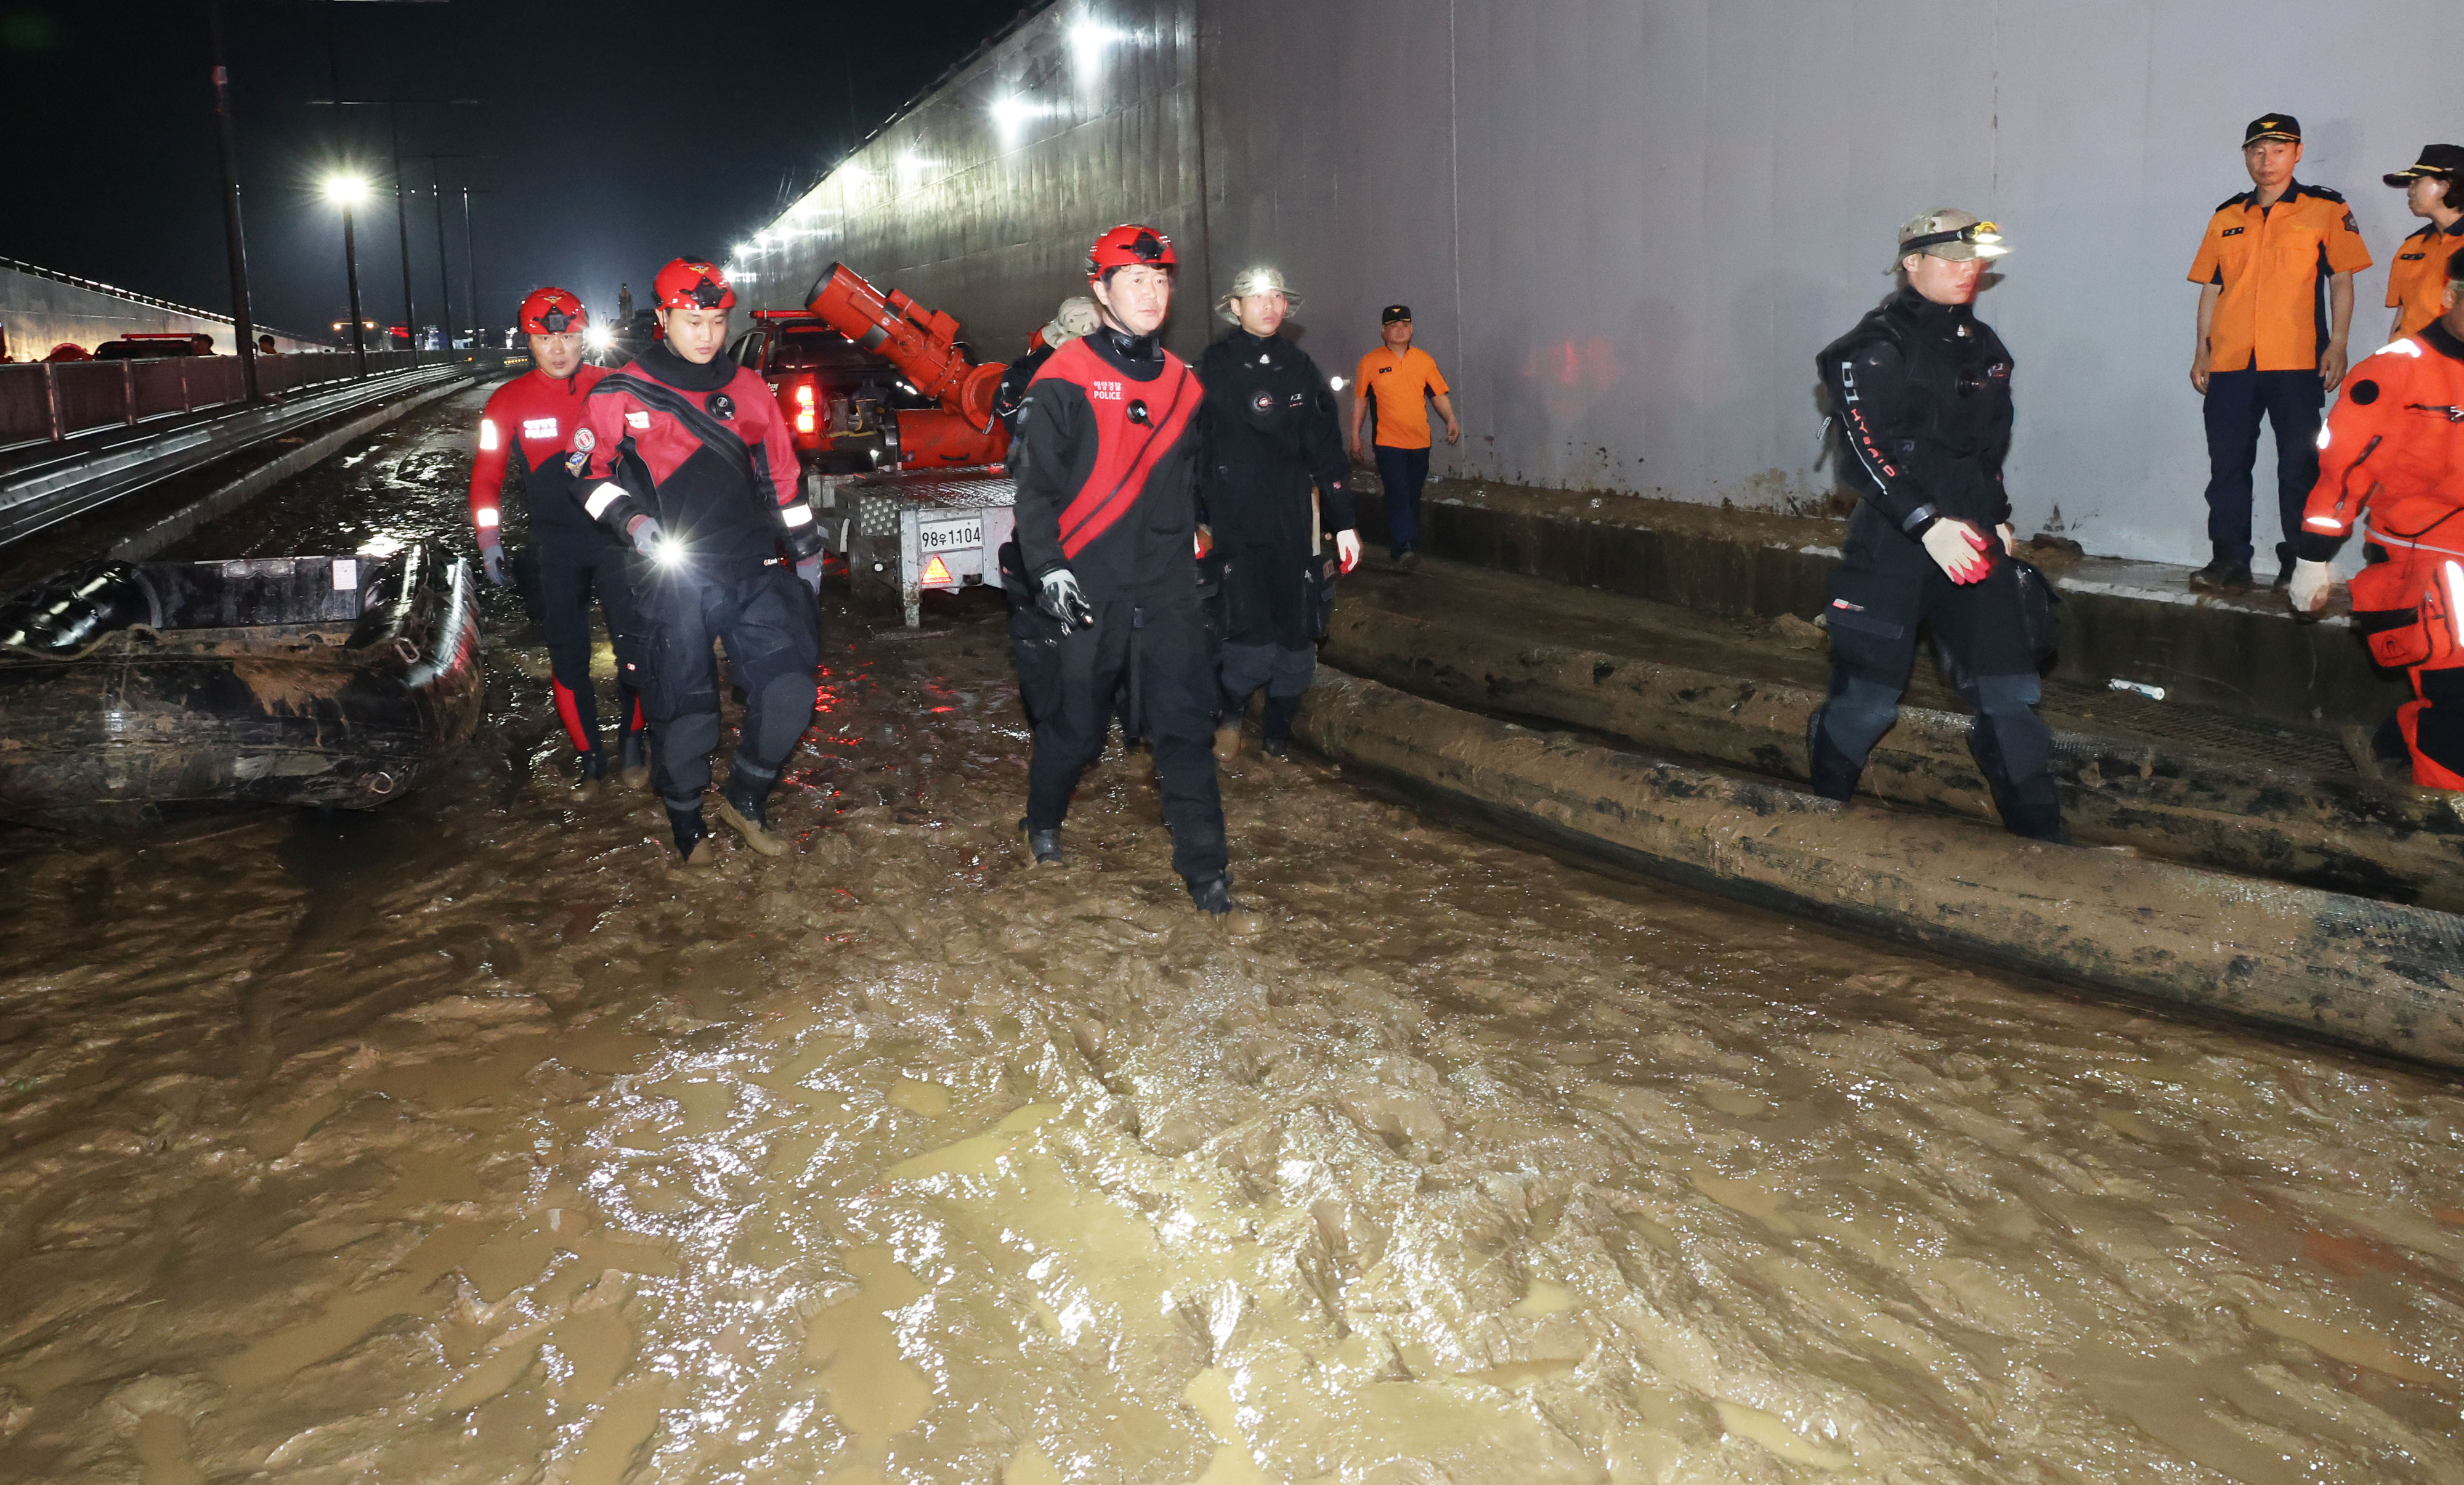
{"left": 4, "top": 387, "right": 2464, "bottom": 1482}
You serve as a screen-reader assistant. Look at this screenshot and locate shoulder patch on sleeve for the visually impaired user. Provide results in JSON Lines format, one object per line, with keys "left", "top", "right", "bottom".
{"left": 2344, "top": 211, "right": 2361, "bottom": 234}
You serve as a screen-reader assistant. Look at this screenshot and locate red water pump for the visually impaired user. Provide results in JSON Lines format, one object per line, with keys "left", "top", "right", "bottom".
{"left": 804, "top": 262, "right": 1008, "bottom": 468}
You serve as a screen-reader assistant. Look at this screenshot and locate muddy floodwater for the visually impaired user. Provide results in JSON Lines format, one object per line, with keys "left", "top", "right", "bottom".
{"left": 6, "top": 386, "right": 2464, "bottom": 1483}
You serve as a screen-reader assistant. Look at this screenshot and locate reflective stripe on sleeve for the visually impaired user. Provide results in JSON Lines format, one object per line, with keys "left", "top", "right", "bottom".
{"left": 478, "top": 418, "right": 500, "bottom": 451}
{"left": 475, "top": 507, "right": 500, "bottom": 528}
{"left": 780, "top": 503, "right": 814, "bottom": 527}
{"left": 2305, "top": 515, "right": 2344, "bottom": 529}
{"left": 584, "top": 482, "right": 626, "bottom": 519}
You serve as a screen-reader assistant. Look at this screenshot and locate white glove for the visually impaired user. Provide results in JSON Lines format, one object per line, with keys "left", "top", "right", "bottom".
{"left": 625, "top": 514, "right": 667, "bottom": 559}
{"left": 1037, "top": 568, "right": 1094, "bottom": 629}
{"left": 2289, "top": 559, "right": 2336, "bottom": 615}
{"left": 1920, "top": 518, "right": 1993, "bottom": 585}
{"left": 1997, "top": 523, "right": 2017, "bottom": 556}
{"left": 1334, "top": 529, "right": 1362, "bottom": 573}
{"left": 479, "top": 544, "right": 505, "bottom": 587}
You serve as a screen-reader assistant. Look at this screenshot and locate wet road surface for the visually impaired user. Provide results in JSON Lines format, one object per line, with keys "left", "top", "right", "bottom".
{"left": 4, "top": 384, "right": 2464, "bottom": 1482}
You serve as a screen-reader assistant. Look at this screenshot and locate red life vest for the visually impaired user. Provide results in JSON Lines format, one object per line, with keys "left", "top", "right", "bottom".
{"left": 1029, "top": 336, "right": 1201, "bottom": 561}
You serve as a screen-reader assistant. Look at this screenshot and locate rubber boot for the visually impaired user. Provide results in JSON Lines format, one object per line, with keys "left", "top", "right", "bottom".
{"left": 1805, "top": 710, "right": 1864, "bottom": 802}
{"left": 1019, "top": 818, "right": 1062, "bottom": 865}
{"left": 715, "top": 771, "right": 788, "bottom": 857}
{"left": 1259, "top": 693, "right": 1302, "bottom": 760}
{"left": 1186, "top": 871, "right": 1233, "bottom": 916}
{"left": 1968, "top": 723, "right": 2065, "bottom": 842}
{"left": 1213, "top": 723, "right": 1242, "bottom": 762}
{"left": 618, "top": 725, "right": 651, "bottom": 792}
{"left": 667, "top": 802, "right": 714, "bottom": 870}
{"left": 575, "top": 749, "right": 607, "bottom": 802}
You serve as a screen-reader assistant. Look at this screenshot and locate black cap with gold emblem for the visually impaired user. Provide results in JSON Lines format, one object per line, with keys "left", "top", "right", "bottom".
{"left": 2243, "top": 114, "right": 2301, "bottom": 146}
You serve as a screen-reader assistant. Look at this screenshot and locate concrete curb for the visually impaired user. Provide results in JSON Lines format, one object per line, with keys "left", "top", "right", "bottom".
{"left": 109, "top": 373, "right": 478, "bottom": 563}
{"left": 1293, "top": 666, "right": 2464, "bottom": 1073}
{"left": 1323, "top": 596, "right": 2464, "bottom": 913}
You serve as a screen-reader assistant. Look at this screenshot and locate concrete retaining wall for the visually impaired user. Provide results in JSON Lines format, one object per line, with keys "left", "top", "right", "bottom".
{"left": 1, "top": 260, "right": 323, "bottom": 361}
{"left": 736, "top": 0, "right": 2450, "bottom": 569}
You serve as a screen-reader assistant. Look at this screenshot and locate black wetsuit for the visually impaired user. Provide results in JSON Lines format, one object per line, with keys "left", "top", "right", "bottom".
{"left": 1197, "top": 327, "right": 1353, "bottom": 743}
{"left": 1814, "top": 285, "right": 2059, "bottom": 839}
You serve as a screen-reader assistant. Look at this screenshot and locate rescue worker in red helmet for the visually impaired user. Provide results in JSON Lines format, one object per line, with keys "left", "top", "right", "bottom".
{"left": 469, "top": 287, "right": 647, "bottom": 796}
{"left": 567, "top": 258, "right": 824, "bottom": 866}
{"left": 1010, "top": 224, "right": 1233, "bottom": 913}
{"left": 2290, "top": 243, "right": 2464, "bottom": 787}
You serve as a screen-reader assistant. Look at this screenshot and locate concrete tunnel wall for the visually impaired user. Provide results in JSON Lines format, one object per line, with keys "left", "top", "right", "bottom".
{"left": 1, "top": 261, "right": 327, "bottom": 362}
{"left": 734, "top": 0, "right": 2453, "bottom": 568}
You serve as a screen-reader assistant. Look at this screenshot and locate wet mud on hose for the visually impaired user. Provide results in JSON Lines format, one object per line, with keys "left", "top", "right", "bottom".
{"left": 1292, "top": 667, "right": 2464, "bottom": 1072}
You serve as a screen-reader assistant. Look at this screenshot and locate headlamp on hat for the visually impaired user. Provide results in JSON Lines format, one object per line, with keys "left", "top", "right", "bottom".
{"left": 1901, "top": 220, "right": 2006, "bottom": 256}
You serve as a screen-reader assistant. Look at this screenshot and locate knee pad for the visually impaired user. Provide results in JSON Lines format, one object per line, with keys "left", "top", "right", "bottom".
{"left": 1219, "top": 641, "right": 1276, "bottom": 700}
{"left": 1817, "top": 672, "right": 1903, "bottom": 762}
{"left": 1265, "top": 645, "right": 1316, "bottom": 698}
{"left": 746, "top": 670, "right": 817, "bottom": 768}
{"left": 1966, "top": 673, "right": 2051, "bottom": 780}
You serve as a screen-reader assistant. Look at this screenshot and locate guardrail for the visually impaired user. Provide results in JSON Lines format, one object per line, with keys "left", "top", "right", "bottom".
{"left": 0, "top": 350, "right": 512, "bottom": 451}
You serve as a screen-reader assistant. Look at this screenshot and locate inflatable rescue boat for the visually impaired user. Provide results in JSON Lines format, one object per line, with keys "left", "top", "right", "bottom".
{"left": 0, "top": 545, "right": 481, "bottom": 819}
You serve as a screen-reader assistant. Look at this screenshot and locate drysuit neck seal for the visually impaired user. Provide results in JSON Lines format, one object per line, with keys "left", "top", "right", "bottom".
{"left": 1093, "top": 322, "right": 1164, "bottom": 368}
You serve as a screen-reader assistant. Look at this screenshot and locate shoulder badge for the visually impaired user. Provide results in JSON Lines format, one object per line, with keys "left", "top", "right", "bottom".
{"left": 572, "top": 426, "right": 595, "bottom": 452}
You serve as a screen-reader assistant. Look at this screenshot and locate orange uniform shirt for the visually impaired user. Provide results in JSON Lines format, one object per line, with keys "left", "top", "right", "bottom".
{"left": 2188, "top": 181, "right": 2373, "bottom": 373}
{"left": 2386, "top": 219, "right": 2464, "bottom": 341}
{"left": 1355, "top": 344, "right": 1449, "bottom": 450}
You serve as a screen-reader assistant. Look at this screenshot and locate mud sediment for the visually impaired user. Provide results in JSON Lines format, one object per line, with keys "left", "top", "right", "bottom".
{"left": 4, "top": 388, "right": 2464, "bottom": 1481}
{"left": 1326, "top": 583, "right": 2464, "bottom": 911}
{"left": 1292, "top": 665, "right": 2464, "bottom": 1072}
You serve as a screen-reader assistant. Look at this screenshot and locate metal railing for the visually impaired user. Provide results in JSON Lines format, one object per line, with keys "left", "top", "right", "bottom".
{"left": 0, "top": 350, "right": 514, "bottom": 452}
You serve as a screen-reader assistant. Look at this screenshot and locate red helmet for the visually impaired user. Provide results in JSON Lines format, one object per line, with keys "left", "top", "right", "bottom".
{"left": 653, "top": 258, "right": 736, "bottom": 310}
{"left": 518, "top": 287, "right": 588, "bottom": 335}
{"left": 1087, "top": 224, "right": 1176, "bottom": 278}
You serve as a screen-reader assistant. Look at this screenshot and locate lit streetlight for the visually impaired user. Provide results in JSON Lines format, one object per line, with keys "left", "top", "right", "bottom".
{"left": 324, "top": 173, "right": 371, "bottom": 378}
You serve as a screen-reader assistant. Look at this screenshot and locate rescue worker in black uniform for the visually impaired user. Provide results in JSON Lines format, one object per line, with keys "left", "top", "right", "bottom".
{"left": 993, "top": 296, "right": 1100, "bottom": 438}
{"left": 1198, "top": 266, "right": 1361, "bottom": 759}
{"left": 1812, "top": 210, "right": 2061, "bottom": 840}
{"left": 1011, "top": 224, "right": 1232, "bottom": 914}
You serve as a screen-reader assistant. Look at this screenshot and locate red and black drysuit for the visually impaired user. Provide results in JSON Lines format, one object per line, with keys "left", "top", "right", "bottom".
{"left": 567, "top": 340, "right": 821, "bottom": 812}
{"left": 1011, "top": 326, "right": 1227, "bottom": 882}
{"left": 2295, "top": 321, "right": 2464, "bottom": 787}
{"left": 468, "top": 364, "right": 645, "bottom": 767}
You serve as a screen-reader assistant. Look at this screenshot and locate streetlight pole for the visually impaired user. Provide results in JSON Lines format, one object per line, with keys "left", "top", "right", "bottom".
{"left": 325, "top": 176, "right": 370, "bottom": 378}
{"left": 402, "top": 152, "right": 488, "bottom": 349}
{"left": 206, "top": 1, "right": 261, "bottom": 401}
{"left": 462, "top": 185, "right": 498, "bottom": 348}
{"left": 307, "top": 99, "right": 476, "bottom": 354}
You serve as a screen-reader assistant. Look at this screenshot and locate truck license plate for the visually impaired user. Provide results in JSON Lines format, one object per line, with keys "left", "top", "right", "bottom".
{"left": 917, "top": 517, "right": 983, "bottom": 553}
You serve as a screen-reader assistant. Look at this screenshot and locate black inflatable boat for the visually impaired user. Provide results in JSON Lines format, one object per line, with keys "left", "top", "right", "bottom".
{"left": 0, "top": 545, "right": 481, "bottom": 819}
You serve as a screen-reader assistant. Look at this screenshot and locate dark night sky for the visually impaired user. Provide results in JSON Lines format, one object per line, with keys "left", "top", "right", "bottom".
{"left": 0, "top": 1, "right": 1032, "bottom": 340}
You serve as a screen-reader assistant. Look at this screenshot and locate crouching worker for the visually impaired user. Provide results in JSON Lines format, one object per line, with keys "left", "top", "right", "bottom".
{"left": 2289, "top": 243, "right": 2464, "bottom": 787}
{"left": 1811, "top": 210, "right": 2062, "bottom": 840}
{"left": 1011, "top": 224, "right": 1233, "bottom": 914}
{"left": 1200, "top": 266, "right": 1361, "bottom": 760}
{"left": 569, "top": 258, "right": 822, "bottom": 866}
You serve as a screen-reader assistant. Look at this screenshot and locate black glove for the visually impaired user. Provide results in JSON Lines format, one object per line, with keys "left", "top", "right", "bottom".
{"left": 1036, "top": 568, "right": 1094, "bottom": 629}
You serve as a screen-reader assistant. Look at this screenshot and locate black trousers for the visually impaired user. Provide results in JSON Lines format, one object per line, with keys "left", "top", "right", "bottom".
{"left": 1375, "top": 446, "right": 1431, "bottom": 554}
{"left": 2202, "top": 367, "right": 2323, "bottom": 571}
{"left": 628, "top": 559, "right": 821, "bottom": 810}
{"left": 537, "top": 537, "right": 644, "bottom": 755}
{"left": 1020, "top": 581, "right": 1227, "bottom": 881}
{"left": 1817, "top": 524, "right": 2059, "bottom": 837}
